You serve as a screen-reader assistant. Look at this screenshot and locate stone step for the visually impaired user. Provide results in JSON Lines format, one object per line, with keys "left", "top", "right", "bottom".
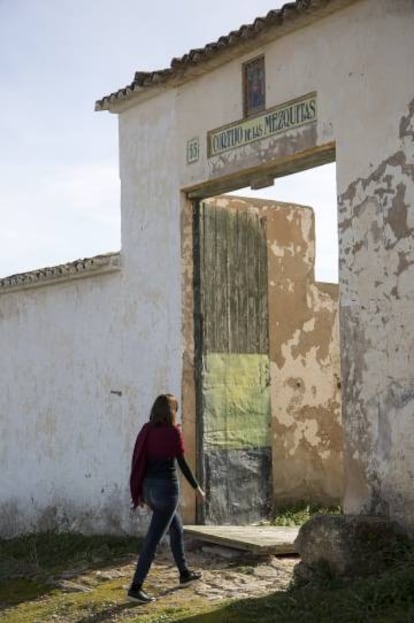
{"left": 184, "top": 524, "right": 299, "bottom": 555}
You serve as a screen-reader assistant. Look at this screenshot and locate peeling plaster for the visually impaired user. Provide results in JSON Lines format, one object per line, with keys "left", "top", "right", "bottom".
{"left": 267, "top": 203, "right": 342, "bottom": 507}
{"left": 339, "top": 97, "right": 414, "bottom": 528}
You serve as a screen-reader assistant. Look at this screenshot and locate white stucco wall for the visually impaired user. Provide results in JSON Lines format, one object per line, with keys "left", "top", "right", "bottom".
{"left": 1, "top": 271, "right": 127, "bottom": 536}
{"left": 0, "top": 91, "right": 183, "bottom": 537}
{"left": 0, "top": 264, "right": 182, "bottom": 538}
{"left": 117, "top": 90, "right": 183, "bottom": 414}
{"left": 0, "top": 92, "right": 184, "bottom": 538}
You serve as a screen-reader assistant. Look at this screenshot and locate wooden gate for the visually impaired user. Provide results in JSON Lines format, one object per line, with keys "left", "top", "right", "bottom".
{"left": 194, "top": 198, "right": 272, "bottom": 525}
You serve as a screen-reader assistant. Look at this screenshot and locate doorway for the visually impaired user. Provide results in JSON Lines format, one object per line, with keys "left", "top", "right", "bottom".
{"left": 193, "top": 198, "right": 272, "bottom": 524}
{"left": 187, "top": 161, "right": 342, "bottom": 526}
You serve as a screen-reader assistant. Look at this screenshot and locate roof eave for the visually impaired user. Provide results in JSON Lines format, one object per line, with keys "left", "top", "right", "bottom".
{"left": 95, "top": 0, "right": 360, "bottom": 114}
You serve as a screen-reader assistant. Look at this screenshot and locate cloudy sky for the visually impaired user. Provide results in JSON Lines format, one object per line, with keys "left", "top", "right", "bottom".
{"left": 0, "top": 0, "right": 338, "bottom": 282}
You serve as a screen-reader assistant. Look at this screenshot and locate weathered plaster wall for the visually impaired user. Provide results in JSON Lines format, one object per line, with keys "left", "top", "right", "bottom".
{"left": 118, "top": 89, "right": 183, "bottom": 409}
{"left": 176, "top": 1, "right": 413, "bottom": 194}
{"left": 180, "top": 200, "right": 199, "bottom": 524}
{"left": 0, "top": 92, "right": 185, "bottom": 537}
{"left": 0, "top": 268, "right": 140, "bottom": 537}
{"left": 339, "top": 96, "right": 414, "bottom": 527}
{"left": 217, "top": 197, "right": 342, "bottom": 507}
{"left": 173, "top": 0, "right": 414, "bottom": 527}
{"left": 117, "top": 90, "right": 190, "bottom": 519}
{"left": 100, "top": 0, "right": 414, "bottom": 529}
{"left": 265, "top": 202, "right": 342, "bottom": 506}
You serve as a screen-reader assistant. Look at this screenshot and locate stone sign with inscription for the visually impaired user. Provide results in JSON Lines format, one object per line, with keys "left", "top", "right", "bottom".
{"left": 207, "top": 93, "right": 317, "bottom": 158}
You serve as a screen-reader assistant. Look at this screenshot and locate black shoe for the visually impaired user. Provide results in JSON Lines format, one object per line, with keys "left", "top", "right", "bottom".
{"left": 127, "top": 585, "right": 155, "bottom": 603}
{"left": 179, "top": 570, "right": 202, "bottom": 587}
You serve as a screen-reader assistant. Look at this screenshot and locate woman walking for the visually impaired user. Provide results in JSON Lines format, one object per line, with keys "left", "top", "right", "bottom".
{"left": 128, "top": 393, "right": 205, "bottom": 603}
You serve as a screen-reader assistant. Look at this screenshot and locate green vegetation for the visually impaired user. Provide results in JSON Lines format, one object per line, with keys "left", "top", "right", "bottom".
{"left": 0, "top": 531, "right": 139, "bottom": 580}
{"left": 271, "top": 502, "right": 342, "bottom": 527}
{"left": 0, "top": 532, "right": 140, "bottom": 615}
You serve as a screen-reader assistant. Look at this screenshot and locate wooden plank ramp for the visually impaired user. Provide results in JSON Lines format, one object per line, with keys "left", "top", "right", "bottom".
{"left": 184, "top": 525, "right": 299, "bottom": 555}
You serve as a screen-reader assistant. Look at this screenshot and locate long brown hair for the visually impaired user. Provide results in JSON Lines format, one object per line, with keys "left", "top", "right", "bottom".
{"left": 149, "top": 393, "right": 178, "bottom": 427}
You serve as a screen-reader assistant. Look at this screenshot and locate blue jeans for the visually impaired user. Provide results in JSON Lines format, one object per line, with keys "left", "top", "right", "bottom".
{"left": 132, "top": 477, "right": 188, "bottom": 585}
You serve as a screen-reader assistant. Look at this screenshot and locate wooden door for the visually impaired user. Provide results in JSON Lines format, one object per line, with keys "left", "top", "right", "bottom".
{"left": 194, "top": 199, "right": 271, "bottom": 524}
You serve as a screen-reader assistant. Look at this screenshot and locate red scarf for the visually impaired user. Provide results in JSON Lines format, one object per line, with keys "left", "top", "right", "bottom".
{"left": 129, "top": 422, "right": 152, "bottom": 509}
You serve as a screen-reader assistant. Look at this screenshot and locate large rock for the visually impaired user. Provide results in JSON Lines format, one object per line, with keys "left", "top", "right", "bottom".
{"left": 294, "top": 514, "right": 410, "bottom": 580}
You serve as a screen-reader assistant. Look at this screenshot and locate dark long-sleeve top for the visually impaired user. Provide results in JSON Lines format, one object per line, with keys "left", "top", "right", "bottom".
{"left": 144, "top": 423, "right": 199, "bottom": 489}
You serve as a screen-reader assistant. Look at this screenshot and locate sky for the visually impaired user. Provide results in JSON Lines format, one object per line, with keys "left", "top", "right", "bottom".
{"left": 0, "top": 0, "right": 338, "bottom": 282}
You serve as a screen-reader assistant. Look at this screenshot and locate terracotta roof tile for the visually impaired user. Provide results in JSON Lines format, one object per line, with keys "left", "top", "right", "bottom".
{"left": 0, "top": 252, "right": 121, "bottom": 294}
{"left": 96, "top": 0, "right": 353, "bottom": 111}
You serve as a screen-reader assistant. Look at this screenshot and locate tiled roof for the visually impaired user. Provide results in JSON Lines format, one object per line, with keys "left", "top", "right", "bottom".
{"left": 95, "top": 0, "right": 356, "bottom": 112}
{"left": 0, "top": 252, "right": 121, "bottom": 294}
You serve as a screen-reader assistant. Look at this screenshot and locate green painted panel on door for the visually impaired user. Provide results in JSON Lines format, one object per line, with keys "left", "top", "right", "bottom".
{"left": 203, "top": 353, "right": 271, "bottom": 449}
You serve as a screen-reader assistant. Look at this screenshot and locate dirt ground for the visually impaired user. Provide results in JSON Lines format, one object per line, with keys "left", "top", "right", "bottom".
{"left": 2, "top": 542, "right": 298, "bottom": 623}
{"left": 74, "top": 544, "right": 296, "bottom": 604}
{"left": 124, "top": 543, "right": 297, "bottom": 602}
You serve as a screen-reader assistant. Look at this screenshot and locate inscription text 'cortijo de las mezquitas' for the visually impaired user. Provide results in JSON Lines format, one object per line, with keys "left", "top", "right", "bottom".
{"left": 207, "top": 93, "right": 317, "bottom": 158}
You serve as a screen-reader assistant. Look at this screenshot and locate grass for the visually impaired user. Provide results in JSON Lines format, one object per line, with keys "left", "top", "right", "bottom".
{"left": 1, "top": 530, "right": 414, "bottom": 622}
{"left": 0, "top": 531, "right": 139, "bottom": 575}
{"left": 271, "top": 502, "right": 342, "bottom": 527}
{"left": 0, "top": 532, "right": 140, "bottom": 612}
{"left": 174, "top": 564, "right": 414, "bottom": 622}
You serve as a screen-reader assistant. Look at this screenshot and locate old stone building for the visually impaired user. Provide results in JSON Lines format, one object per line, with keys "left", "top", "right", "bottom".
{"left": 1, "top": 0, "right": 413, "bottom": 535}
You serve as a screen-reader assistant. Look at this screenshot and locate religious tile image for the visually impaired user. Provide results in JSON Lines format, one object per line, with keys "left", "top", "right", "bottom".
{"left": 243, "top": 56, "right": 265, "bottom": 117}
